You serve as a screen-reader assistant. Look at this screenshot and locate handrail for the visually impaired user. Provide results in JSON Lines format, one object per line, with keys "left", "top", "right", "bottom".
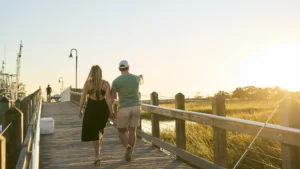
{"left": 61, "top": 85, "right": 72, "bottom": 93}
{"left": 142, "top": 104, "right": 300, "bottom": 134}
{"left": 30, "top": 96, "right": 42, "bottom": 169}
{"left": 69, "top": 91, "right": 300, "bottom": 136}
{"left": 16, "top": 91, "right": 41, "bottom": 169}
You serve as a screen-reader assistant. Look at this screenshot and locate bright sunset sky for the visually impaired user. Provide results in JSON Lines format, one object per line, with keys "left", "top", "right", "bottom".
{"left": 1, "top": 0, "right": 300, "bottom": 99}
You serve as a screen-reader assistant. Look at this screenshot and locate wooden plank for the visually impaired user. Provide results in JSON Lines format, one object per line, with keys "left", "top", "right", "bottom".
{"left": 151, "top": 92, "right": 160, "bottom": 143}
{"left": 0, "top": 135, "right": 6, "bottom": 169}
{"left": 3, "top": 108, "right": 24, "bottom": 169}
{"left": 175, "top": 93, "right": 186, "bottom": 151}
{"left": 39, "top": 102, "right": 193, "bottom": 169}
{"left": 142, "top": 105, "right": 300, "bottom": 146}
{"left": 279, "top": 99, "right": 300, "bottom": 169}
{"left": 136, "top": 130, "right": 225, "bottom": 169}
{"left": 212, "top": 94, "right": 227, "bottom": 167}
{"left": 16, "top": 95, "right": 40, "bottom": 169}
{"left": 16, "top": 124, "right": 33, "bottom": 169}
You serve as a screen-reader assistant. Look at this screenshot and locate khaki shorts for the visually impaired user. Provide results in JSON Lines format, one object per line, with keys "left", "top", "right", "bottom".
{"left": 117, "top": 106, "right": 141, "bottom": 128}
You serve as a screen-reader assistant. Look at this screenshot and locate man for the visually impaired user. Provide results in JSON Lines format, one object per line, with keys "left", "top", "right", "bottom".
{"left": 111, "top": 60, "right": 144, "bottom": 162}
{"left": 46, "top": 84, "right": 52, "bottom": 102}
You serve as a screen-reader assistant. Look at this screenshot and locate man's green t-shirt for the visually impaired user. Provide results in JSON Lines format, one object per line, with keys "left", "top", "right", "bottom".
{"left": 111, "top": 73, "right": 141, "bottom": 108}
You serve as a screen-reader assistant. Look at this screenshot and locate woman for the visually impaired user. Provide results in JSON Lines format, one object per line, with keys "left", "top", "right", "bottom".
{"left": 78, "top": 65, "right": 114, "bottom": 166}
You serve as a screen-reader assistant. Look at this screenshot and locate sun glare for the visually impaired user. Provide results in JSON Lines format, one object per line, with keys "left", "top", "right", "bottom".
{"left": 237, "top": 43, "right": 300, "bottom": 91}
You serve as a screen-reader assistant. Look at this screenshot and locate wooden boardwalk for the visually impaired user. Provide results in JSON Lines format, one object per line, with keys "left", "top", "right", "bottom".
{"left": 39, "top": 102, "right": 194, "bottom": 169}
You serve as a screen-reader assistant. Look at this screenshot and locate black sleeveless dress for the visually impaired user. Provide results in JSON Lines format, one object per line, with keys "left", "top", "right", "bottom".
{"left": 81, "top": 83, "right": 109, "bottom": 142}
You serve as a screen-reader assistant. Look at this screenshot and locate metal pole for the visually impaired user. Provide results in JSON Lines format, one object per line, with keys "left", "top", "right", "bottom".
{"left": 69, "top": 49, "right": 78, "bottom": 89}
{"left": 76, "top": 55, "right": 77, "bottom": 89}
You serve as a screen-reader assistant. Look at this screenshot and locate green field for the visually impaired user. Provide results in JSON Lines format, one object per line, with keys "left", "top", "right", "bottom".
{"left": 141, "top": 99, "right": 283, "bottom": 169}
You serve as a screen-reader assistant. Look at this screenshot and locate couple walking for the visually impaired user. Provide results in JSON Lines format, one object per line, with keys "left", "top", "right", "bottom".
{"left": 78, "top": 60, "right": 144, "bottom": 166}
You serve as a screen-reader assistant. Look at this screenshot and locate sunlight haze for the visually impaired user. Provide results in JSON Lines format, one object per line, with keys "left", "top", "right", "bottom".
{"left": 1, "top": 0, "right": 300, "bottom": 99}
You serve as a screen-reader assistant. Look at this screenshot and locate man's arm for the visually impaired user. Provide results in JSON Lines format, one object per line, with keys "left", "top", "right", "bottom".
{"left": 139, "top": 74, "right": 144, "bottom": 85}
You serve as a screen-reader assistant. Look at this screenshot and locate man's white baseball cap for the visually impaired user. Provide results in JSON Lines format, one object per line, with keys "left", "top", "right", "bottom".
{"left": 119, "top": 60, "right": 129, "bottom": 68}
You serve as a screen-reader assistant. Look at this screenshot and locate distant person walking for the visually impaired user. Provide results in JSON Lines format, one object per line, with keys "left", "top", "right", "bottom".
{"left": 111, "top": 60, "right": 144, "bottom": 162}
{"left": 46, "top": 84, "right": 52, "bottom": 102}
{"left": 78, "top": 65, "right": 114, "bottom": 166}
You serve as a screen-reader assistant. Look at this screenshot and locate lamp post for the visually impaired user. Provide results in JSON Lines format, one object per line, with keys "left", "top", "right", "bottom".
{"left": 58, "top": 77, "right": 63, "bottom": 92}
{"left": 69, "top": 48, "right": 78, "bottom": 88}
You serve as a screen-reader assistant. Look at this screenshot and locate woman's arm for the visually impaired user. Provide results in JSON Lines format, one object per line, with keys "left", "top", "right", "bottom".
{"left": 79, "top": 81, "right": 88, "bottom": 113}
{"left": 105, "top": 81, "right": 114, "bottom": 117}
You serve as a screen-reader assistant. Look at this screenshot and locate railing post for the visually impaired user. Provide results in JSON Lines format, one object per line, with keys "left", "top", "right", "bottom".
{"left": 175, "top": 93, "right": 186, "bottom": 154}
{"left": 279, "top": 98, "right": 300, "bottom": 169}
{"left": 137, "top": 92, "right": 142, "bottom": 138}
{"left": 151, "top": 92, "right": 160, "bottom": 147}
{"left": 0, "top": 135, "right": 6, "bottom": 169}
{"left": 3, "top": 108, "right": 23, "bottom": 169}
{"left": 20, "top": 97, "right": 31, "bottom": 140}
{"left": 28, "top": 95, "right": 33, "bottom": 119}
{"left": 29, "top": 94, "right": 35, "bottom": 114}
{"left": 0, "top": 97, "right": 9, "bottom": 125}
{"left": 137, "top": 92, "right": 141, "bottom": 130}
{"left": 212, "top": 93, "right": 227, "bottom": 167}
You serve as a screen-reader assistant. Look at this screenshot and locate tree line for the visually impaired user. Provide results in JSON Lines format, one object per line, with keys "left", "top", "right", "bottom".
{"left": 195, "top": 86, "right": 300, "bottom": 100}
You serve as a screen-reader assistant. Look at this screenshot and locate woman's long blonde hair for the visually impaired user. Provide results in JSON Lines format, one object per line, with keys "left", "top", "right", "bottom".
{"left": 86, "top": 65, "right": 103, "bottom": 92}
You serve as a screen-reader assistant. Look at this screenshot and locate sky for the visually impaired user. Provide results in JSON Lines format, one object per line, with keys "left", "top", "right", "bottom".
{"left": 1, "top": 0, "right": 300, "bottom": 99}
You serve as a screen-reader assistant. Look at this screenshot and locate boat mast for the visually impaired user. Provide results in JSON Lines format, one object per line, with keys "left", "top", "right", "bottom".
{"left": 15, "top": 40, "right": 23, "bottom": 100}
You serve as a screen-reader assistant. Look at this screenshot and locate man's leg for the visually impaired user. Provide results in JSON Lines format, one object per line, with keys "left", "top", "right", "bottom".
{"left": 128, "top": 106, "right": 141, "bottom": 149}
{"left": 117, "top": 108, "right": 129, "bottom": 147}
{"left": 128, "top": 127, "right": 136, "bottom": 149}
{"left": 125, "top": 106, "right": 141, "bottom": 161}
{"left": 118, "top": 128, "right": 128, "bottom": 147}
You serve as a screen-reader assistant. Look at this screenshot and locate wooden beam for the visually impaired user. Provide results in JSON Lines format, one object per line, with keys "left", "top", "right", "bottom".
{"left": 142, "top": 104, "right": 300, "bottom": 146}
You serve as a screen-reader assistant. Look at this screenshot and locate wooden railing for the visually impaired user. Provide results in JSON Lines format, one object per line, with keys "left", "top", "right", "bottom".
{"left": 0, "top": 88, "right": 41, "bottom": 169}
{"left": 69, "top": 88, "right": 300, "bottom": 169}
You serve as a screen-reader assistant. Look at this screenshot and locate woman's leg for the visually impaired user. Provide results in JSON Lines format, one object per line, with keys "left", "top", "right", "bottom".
{"left": 92, "top": 130, "right": 104, "bottom": 160}
{"left": 92, "top": 140, "right": 100, "bottom": 159}
{"left": 99, "top": 129, "right": 104, "bottom": 156}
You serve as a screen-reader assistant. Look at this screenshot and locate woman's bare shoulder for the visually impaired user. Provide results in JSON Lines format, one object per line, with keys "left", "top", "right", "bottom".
{"left": 85, "top": 80, "right": 92, "bottom": 88}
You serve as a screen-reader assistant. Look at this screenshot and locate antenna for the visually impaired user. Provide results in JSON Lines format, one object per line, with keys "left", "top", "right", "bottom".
{"left": 18, "top": 40, "right": 23, "bottom": 58}
{"left": 4, "top": 41, "right": 6, "bottom": 73}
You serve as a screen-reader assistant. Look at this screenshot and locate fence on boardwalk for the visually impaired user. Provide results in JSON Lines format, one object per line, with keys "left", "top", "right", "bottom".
{"left": 0, "top": 88, "right": 42, "bottom": 169}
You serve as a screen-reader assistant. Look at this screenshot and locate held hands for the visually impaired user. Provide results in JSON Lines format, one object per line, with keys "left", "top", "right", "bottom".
{"left": 79, "top": 111, "right": 83, "bottom": 119}
{"left": 79, "top": 108, "right": 83, "bottom": 119}
{"left": 109, "top": 109, "right": 116, "bottom": 119}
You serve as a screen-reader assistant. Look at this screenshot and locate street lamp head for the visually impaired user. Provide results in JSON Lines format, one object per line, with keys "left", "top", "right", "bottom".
{"left": 59, "top": 79, "right": 60, "bottom": 83}
{"left": 69, "top": 53, "right": 73, "bottom": 59}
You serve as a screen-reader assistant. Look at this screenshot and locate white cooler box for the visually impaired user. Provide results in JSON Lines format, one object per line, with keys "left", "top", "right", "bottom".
{"left": 40, "top": 117, "right": 55, "bottom": 134}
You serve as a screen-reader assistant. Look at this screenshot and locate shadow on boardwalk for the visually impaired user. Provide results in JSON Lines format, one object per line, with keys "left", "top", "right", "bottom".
{"left": 39, "top": 102, "right": 194, "bottom": 169}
